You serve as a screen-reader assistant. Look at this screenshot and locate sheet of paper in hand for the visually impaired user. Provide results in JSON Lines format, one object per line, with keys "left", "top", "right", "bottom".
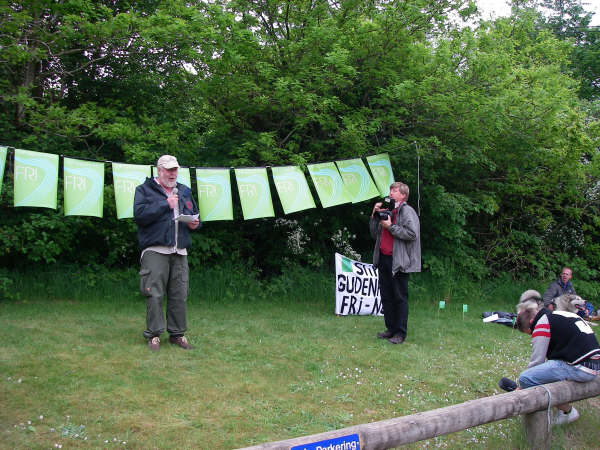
{"left": 174, "top": 213, "right": 199, "bottom": 223}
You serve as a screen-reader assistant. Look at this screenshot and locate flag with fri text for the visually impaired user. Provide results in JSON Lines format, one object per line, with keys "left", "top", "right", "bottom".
{"left": 112, "top": 162, "right": 151, "bottom": 219}
{"left": 14, "top": 149, "right": 59, "bottom": 209}
{"left": 64, "top": 158, "right": 105, "bottom": 217}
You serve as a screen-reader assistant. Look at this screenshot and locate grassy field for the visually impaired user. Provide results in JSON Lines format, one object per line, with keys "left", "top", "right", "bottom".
{"left": 1, "top": 265, "right": 599, "bottom": 449}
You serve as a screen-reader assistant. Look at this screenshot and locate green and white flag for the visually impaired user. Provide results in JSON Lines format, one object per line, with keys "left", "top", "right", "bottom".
{"left": 14, "top": 149, "right": 59, "bottom": 209}
{"left": 234, "top": 167, "right": 275, "bottom": 220}
{"left": 152, "top": 166, "right": 191, "bottom": 188}
{"left": 177, "top": 167, "right": 191, "bottom": 188}
{"left": 63, "top": 158, "right": 105, "bottom": 217}
{"left": 336, "top": 158, "right": 380, "bottom": 203}
{"left": 307, "top": 162, "right": 352, "bottom": 208}
{"left": 0, "top": 146, "right": 6, "bottom": 194}
{"left": 112, "top": 162, "right": 151, "bottom": 219}
{"left": 271, "top": 166, "right": 316, "bottom": 214}
{"left": 366, "top": 153, "right": 394, "bottom": 196}
{"left": 195, "top": 168, "right": 233, "bottom": 221}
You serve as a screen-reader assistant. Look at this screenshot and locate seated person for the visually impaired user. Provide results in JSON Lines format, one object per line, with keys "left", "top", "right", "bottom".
{"left": 577, "top": 300, "right": 596, "bottom": 319}
{"left": 542, "top": 267, "right": 576, "bottom": 308}
{"left": 499, "top": 302, "right": 600, "bottom": 425}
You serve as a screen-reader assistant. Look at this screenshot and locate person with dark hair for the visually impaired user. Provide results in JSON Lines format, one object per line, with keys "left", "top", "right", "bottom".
{"left": 369, "top": 182, "right": 421, "bottom": 345}
{"left": 499, "top": 302, "right": 600, "bottom": 425}
{"left": 134, "top": 155, "right": 201, "bottom": 351}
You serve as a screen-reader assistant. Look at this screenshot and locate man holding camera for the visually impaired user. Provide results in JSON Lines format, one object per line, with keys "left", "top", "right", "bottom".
{"left": 370, "top": 182, "right": 421, "bottom": 344}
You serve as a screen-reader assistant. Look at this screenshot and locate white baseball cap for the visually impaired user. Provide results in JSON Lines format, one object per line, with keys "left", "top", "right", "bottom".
{"left": 157, "top": 155, "right": 180, "bottom": 169}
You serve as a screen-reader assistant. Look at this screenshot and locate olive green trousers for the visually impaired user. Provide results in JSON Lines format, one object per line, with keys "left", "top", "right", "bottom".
{"left": 139, "top": 251, "right": 189, "bottom": 339}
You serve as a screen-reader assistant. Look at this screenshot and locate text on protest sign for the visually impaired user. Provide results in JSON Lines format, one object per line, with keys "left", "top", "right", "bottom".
{"left": 335, "top": 253, "right": 382, "bottom": 316}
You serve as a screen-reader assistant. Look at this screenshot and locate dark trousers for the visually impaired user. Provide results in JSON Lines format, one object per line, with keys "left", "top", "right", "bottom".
{"left": 139, "top": 251, "right": 189, "bottom": 339}
{"left": 378, "top": 253, "right": 409, "bottom": 339}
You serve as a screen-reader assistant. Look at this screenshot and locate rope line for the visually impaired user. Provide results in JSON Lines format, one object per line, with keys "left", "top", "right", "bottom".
{"left": 539, "top": 384, "right": 553, "bottom": 432}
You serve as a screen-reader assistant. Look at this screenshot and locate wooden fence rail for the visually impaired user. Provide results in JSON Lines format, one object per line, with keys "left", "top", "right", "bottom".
{"left": 239, "top": 377, "right": 600, "bottom": 450}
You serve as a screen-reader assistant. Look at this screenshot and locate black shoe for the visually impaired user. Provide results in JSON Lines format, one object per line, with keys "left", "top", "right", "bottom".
{"left": 387, "top": 335, "right": 405, "bottom": 344}
{"left": 169, "top": 335, "right": 193, "bottom": 350}
{"left": 498, "top": 377, "right": 518, "bottom": 392}
{"left": 377, "top": 330, "right": 393, "bottom": 339}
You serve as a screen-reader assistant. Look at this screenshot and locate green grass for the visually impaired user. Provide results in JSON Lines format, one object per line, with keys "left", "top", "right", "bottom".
{"left": 1, "top": 266, "right": 599, "bottom": 449}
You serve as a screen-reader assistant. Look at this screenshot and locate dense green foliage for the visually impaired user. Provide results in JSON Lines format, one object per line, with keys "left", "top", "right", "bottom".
{"left": 1, "top": 0, "right": 599, "bottom": 284}
{"left": 536, "top": 0, "right": 600, "bottom": 100}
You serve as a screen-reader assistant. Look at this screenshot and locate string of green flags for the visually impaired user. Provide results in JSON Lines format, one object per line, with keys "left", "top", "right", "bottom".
{"left": 0, "top": 146, "right": 394, "bottom": 221}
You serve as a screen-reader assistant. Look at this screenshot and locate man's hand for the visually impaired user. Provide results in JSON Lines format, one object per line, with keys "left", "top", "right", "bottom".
{"left": 381, "top": 216, "right": 392, "bottom": 229}
{"left": 167, "top": 194, "right": 178, "bottom": 209}
{"left": 187, "top": 218, "right": 200, "bottom": 230}
{"left": 371, "top": 202, "right": 383, "bottom": 217}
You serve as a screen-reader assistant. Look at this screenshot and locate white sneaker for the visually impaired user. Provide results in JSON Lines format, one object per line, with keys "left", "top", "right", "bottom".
{"left": 148, "top": 336, "right": 160, "bottom": 351}
{"left": 553, "top": 407, "right": 579, "bottom": 425}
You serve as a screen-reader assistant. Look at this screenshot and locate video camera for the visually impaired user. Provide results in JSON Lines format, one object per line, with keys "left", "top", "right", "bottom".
{"left": 374, "top": 196, "right": 395, "bottom": 221}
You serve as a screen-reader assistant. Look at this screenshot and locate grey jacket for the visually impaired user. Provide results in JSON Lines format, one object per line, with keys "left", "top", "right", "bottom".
{"left": 370, "top": 203, "right": 421, "bottom": 275}
{"left": 542, "top": 279, "right": 576, "bottom": 304}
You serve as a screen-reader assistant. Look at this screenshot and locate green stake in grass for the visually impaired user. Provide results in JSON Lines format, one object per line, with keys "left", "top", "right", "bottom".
{"left": 463, "top": 304, "right": 468, "bottom": 320}
{"left": 438, "top": 300, "right": 445, "bottom": 318}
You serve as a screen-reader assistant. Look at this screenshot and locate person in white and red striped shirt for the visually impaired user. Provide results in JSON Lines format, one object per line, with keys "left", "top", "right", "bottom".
{"left": 507, "top": 304, "right": 600, "bottom": 425}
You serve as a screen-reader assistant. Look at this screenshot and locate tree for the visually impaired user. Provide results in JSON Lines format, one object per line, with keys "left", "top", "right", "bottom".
{"left": 1, "top": 0, "right": 599, "bottom": 282}
{"left": 0, "top": 0, "right": 215, "bottom": 267}
{"left": 534, "top": 0, "right": 600, "bottom": 100}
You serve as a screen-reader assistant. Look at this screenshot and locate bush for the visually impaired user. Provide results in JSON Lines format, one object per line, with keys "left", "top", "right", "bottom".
{"left": 0, "top": 268, "right": 17, "bottom": 300}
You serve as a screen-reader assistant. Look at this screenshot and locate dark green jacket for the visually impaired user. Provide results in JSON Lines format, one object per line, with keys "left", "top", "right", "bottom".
{"left": 134, "top": 178, "right": 200, "bottom": 250}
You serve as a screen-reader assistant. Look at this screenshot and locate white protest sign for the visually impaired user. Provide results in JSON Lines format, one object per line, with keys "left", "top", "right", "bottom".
{"left": 335, "top": 253, "right": 383, "bottom": 316}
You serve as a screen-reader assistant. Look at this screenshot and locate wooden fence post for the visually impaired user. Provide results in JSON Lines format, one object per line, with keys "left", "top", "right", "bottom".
{"left": 524, "top": 409, "right": 551, "bottom": 449}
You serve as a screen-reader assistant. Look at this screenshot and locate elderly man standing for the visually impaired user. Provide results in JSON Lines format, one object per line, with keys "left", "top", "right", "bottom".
{"left": 134, "top": 155, "right": 201, "bottom": 351}
{"left": 370, "top": 181, "right": 421, "bottom": 345}
{"left": 543, "top": 267, "right": 577, "bottom": 308}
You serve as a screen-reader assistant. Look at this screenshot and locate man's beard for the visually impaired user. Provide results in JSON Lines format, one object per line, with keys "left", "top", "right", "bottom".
{"left": 159, "top": 177, "right": 177, "bottom": 188}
